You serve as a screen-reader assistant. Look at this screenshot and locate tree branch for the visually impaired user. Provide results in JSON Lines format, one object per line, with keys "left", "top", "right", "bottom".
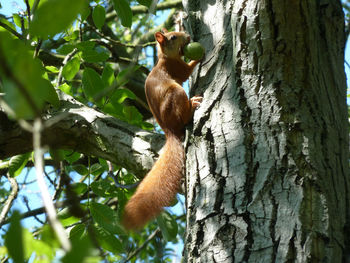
{"left": 0, "top": 93, "right": 165, "bottom": 178}
{"left": 0, "top": 175, "right": 18, "bottom": 225}
{"left": 106, "top": 0, "right": 183, "bottom": 22}
{"left": 0, "top": 21, "right": 23, "bottom": 39}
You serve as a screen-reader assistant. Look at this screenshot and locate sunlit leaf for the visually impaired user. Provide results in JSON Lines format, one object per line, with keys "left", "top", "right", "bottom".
{"left": 30, "top": 0, "right": 85, "bottom": 39}
{"left": 90, "top": 202, "right": 124, "bottom": 235}
{"left": 123, "top": 106, "right": 143, "bottom": 124}
{"left": 112, "top": 0, "right": 132, "bottom": 28}
{"left": 0, "top": 32, "right": 59, "bottom": 119}
{"left": 102, "top": 64, "right": 115, "bottom": 88}
{"left": 9, "top": 153, "right": 30, "bottom": 177}
{"left": 13, "top": 14, "right": 22, "bottom": 28}
{"left": 82, "top": 67, "right": 104, "bottom": 102}
{"left": 94, "top": 226, "right": 123, "bottom": 253}
{"left": 62, "top": 57, "right": 80, "bottom": 81}
{"left": 92, "top": 5, "right": 106, "bottom": 29}
{"left": 157, "top": 212, "right": 178, "bottom": 242}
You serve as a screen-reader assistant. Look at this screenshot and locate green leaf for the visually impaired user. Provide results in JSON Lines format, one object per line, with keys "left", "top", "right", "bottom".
{"left": 62, "top": 234, "right": 93, "bottom": 263}
{"left": 157, "top": 212, "right": 178, "bottom": 242}
{"left": 136, "top": 0, "right": 152, "bottom": 7}
{"left": 80, "top": 3, "right": 91, "bottom": 22}
{"left": 91, "top": 179, "right": 117, "bottom": 197}
{"left": 13, "top": 14, "right": 22, "bottom": 28}
{"left": 69, "top": 224, "right": 86, "bottom": 242}
{"left": 45, "top": 66, "right": 60, "bottom": 73}
{"left": 58, "top": 83, "right": 73, "bottom": 96}
{"left": 90, "top": 163, "right": 105, "bottom": 176}
{"left": 123, "top": 106, "right": 143, "bottom": 124}
{"left": 57, "top": 43, "right": 75, "bottom": 55}
{"left": 0, "top": 18, "right": 16, "bottom": 32}
{"left": 42, "top": 78, "right": 60, "bottom": 107}
{"left": 90, "top": 202, "right": 124, "bottom": 235}
{"left": 30, "top": 0, "right": 85, "bottom": 39}
{"left": 63, "top": 150, "right": 81, "bottom": 164}
{"left": 82, "top": 67, "right": 104, "bottom": 102}
{"left": 103, "top": 101, "right": 124, "bottom": 119}
{"left": 92, "top": 5, "right": 106, "bottom": 30}
{"left": 49, "top": 149, "right": 66, "bottom": 162}
{"left": 0, "top": 32, "right": 56, "bottom": 119}
{"left": 5, "top": 211, "right": 24, "bottom": 263}
{"left": 101, "top": 64, "right": 115, "bottom": 88}
{"left": 71, "top": 164, "right": 89, "bottom": 176}
{"left": 75, "top": 41, "right": 95, "bottom": 52}
{"left": 9, "top": 153, "right": 30, "bottom": 177}
{"left": 140, "top": 121, "right": 154, "bottom": 130}
{"left": 82, "top": 49, "right": 109, "bottom": 63}
{"left": 62, "top": 57, "right": 80, "bottom": 81}
{"left": 58, "top": 208, "right": 72, "bottom": 219}
{"left": 71, "top": 182, "right": 88, "bottom": 194}
{"left": 112, "top": 88, "right": 136, "bottom": 104}
{"left": 94, "top": 226, "right": 123, "bottom": 253}
{"left": 112, "top": 0, "right": 132, "bottom": 28}
{"left": 27, "top": 230, "right": 54, "bottom": 261}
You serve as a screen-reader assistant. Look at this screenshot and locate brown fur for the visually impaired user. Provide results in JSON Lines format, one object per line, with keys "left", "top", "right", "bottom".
{"left": 122, "top": 30, "right": 202, "bottom": 230}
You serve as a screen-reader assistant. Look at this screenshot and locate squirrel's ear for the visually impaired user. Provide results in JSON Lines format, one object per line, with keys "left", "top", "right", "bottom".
{"left": 161, "top": 28, "right": 168, "bottom": 33}
{"left": 155, "top": 32, "right": 166, "bottom": 45}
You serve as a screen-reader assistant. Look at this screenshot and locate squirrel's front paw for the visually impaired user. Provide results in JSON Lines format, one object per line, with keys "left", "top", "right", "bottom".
{"left": 190, "top": 96, "right": 203, "bottom": 109}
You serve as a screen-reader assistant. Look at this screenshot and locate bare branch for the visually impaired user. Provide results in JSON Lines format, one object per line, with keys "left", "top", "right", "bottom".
{"left": 125, "top": 228, "right": 161, "bottom": 262}
{"left": 0, "top": 175, "right": 19, "bottom": 225}
{"left": 106, "top": 0, "right": 183, "bottom": 22}
{"left": 0, "top": 21, "right": 23, "bottom": 39}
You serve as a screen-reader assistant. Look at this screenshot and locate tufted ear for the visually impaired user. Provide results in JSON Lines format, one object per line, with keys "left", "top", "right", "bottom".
{"left": 161, "top": 28, "right": 168, "bottom": 33}
{"left": 155, "top": 32, "right": 166, "bottom": 45}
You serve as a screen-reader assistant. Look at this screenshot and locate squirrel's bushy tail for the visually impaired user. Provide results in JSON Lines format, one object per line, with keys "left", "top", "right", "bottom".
{"left": 122, "top": 134, "right": 184, "bottom": 230}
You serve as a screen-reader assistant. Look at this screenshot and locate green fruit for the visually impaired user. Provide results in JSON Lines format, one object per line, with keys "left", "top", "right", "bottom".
{"left": 184, "top": 42, "right": 205, "bottom": 60}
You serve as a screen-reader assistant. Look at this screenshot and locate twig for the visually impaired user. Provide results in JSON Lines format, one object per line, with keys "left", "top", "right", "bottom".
{"left": 0, "top": 194, "right": 97, "bottom": 227}
{"left": 0, "top": 21, "right": 23, "bottom": 39}
{"left": 107, "top": 162, "right": 139, "bottom": 190}
{"left": 0, "top": 175, "right": 19, "bottom": 225}
{"left": 24, "top": 0, "right": 31, "bottom": 24}
{"left": 105, "top": 0, "right": 182, "bottom": 22}
{"left": 86, "top": 24, "right": 156, "bottom": 48}
{"left": 56, "top": 48, "right": 78, "bottom": 87}
{"left": 125, "top": 228, "right": 161, "bottom": 262}
{"left": 22, "top": 196, "right": 45, "bottom": 225}
{"left": 33, "top": 39, "right": 42, "bottom": 58}
{"left": 33, "top": 118, "right": 71, "bottom": 252}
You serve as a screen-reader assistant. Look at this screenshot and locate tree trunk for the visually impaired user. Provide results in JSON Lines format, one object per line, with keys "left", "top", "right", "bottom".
{"left": 183, "top": 0, "right": 349, "bottom": 262}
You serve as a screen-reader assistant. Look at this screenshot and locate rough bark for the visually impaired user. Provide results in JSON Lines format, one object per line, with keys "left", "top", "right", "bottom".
{"left": 0, "top": 94, "right": 164, "bottom": 178}
{"left": 184, "top": 0, "right": 349, "bottom": 262}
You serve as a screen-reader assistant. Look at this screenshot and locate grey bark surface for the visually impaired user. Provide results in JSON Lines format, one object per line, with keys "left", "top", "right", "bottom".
{"left": 183, "top": 0, "right": 349, "bottom": 262}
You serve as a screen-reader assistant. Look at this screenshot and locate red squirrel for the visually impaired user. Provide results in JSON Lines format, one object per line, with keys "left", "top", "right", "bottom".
{"left": 122, "top": 29, "right": 203, "bottom": 230}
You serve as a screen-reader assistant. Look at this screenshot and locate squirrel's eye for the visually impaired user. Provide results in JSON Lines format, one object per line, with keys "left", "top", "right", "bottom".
{"left": 170, "top": 35, "right": 177, "bottom": 41}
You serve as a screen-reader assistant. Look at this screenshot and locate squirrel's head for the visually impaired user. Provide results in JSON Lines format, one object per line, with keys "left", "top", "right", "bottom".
{"left": 154, "top": 29, "right": 190, "bottom": 59}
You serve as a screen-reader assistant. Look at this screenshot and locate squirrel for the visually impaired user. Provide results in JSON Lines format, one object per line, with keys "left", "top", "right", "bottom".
{"left": 122, "top": 28, "right": 203, "bottom": 230}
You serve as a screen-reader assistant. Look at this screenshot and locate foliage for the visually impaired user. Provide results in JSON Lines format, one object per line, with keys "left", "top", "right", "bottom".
{"left": 0, "top": 0, "right": 185, "bottom": 262}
